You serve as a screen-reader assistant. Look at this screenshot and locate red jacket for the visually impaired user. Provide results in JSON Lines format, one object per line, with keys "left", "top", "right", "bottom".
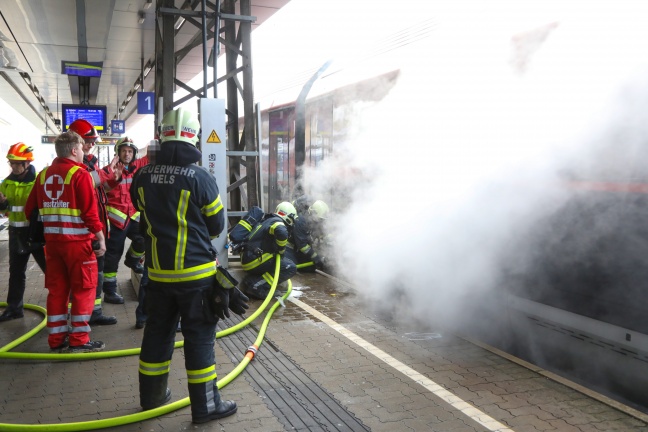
{"left": 25, "top": 157, "right": 102, "bottom": 242}
{"left": 102, "top": 155, "right": 149, "bottom": 230}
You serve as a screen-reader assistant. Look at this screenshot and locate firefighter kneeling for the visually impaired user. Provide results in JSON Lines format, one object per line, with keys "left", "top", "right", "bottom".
{"left": 239, "top": 203, "right": 297, "bottom": 299}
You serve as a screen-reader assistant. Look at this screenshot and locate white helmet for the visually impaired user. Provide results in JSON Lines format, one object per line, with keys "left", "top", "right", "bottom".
{"left": 275, "top": 201, "right": 297, "bottom": 226}
{"left": 308, "top": 200, "right": 329, "bottom": 220}
{"left": 159, "top": 107, "right": 200, "bottom": 146}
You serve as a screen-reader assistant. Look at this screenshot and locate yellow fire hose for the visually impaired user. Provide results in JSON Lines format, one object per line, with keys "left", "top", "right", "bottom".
{"left": 0, "top": 256, "right": 290, "bottom": 431}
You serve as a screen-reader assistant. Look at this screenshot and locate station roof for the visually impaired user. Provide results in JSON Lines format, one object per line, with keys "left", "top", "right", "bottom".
{"left": 0, "top": 0, "right": 289, "bottom": 133}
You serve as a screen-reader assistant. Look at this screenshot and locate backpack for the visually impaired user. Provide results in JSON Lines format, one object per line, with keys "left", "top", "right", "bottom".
{"left": 227, "top": 206, "right": 266, "bottom": 252}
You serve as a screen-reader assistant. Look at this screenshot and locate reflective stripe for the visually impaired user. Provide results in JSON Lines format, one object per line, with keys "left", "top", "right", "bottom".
{"left": 40, "top": 207, "right": 82, "bottom": 216}
{"left": 70, "top": 325, "right": 91, "bottom": 333}
{"left": 90, "top": 170, "right": 101, "bottom": 187}
{"left": 139, "top": 359, "right": 171, "bottom": 376}
{"left": 175, "top": 190, "right": 190, "bottom": 270}
{"left": 42, "top": 215, "right": 85, "bottom": 224}
{"left": 71, "top": 314, "right": 91, "bottom": 322}
{"left": 268, "top": 221, "right": 282, "bottom": 234}
{"left": 201, "top": 195, "right": 223, "bottom": 217}
{"left": 239, "top": 220, "right": 252, "bottom": 232}
{"left": 44, "top": 227, "right": 90, "bottom": 235}
{"left": 48, "top": 314, "right": 68, "bottom": 322}
{"left": 107, "top": 207, "right": 128, "bottom": 225}
{"left": 276, "top": 238, "right": 287, "bottom": 247}
{"left": 65, "top": 166, "right": 81, "bottom": 184}
{"left": 48, "top": 325, "right": 69, "bottom": 335}
{"left": 242, "top": 252, "right": 274, "bottom": 271}
{"left": 187, "top": 365, "right": 217, "bottom": 384}
{"left": 9, "top": 221, "right": 29, "bottom": 227}
{"left": 10, "top": 205, "right": 24, "bottom": 212}
{"left": 148, "top": 262, "right": 216, "bottom": 283}
{"left": 300, "top": 244, "right": 312, "bottom": 254}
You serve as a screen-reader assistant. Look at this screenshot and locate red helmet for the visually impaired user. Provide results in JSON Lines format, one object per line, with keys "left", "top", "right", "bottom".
{"left": 7, "top": 142, "right": 34, "bottom": 162}
{"left": 68, "top": 119, "right": 99, "bottom": 143}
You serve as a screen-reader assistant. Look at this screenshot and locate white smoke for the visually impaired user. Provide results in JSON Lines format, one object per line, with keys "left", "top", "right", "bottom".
{"left": 297, "top": 0, "right": 648, "bottom": 323}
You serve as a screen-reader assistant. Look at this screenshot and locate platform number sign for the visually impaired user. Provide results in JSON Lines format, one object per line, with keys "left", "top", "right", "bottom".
{"left": 137, "top": 92, "right": 155, "bottom": 115}
{"left": 111, "top": 120, "right": 125, "bottom": 134}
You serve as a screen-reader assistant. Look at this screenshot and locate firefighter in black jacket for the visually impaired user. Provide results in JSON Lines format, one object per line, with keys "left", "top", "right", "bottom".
{"left": 240, "top": 201, "right": 297, "bottom": 299}
{"left": 130, "top": 107, "right": 247, "bottom": 424}
{"left": 287, "top": 199, "right": 330, "bottom": 272}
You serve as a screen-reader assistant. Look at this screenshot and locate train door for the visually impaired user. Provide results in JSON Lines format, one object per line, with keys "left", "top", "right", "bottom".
{"left": 268, "top": 107, "right": 295, "bottom": 210}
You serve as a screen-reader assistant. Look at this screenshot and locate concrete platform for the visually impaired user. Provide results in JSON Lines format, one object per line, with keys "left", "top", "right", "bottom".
{"left": 1, "top": 235, "right": 648, "bottom": 431}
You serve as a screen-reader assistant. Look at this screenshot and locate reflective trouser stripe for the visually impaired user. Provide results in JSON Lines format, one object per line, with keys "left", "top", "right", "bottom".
{"left": 187, "top": 365, "right": 217, "bottom": 384}
{"left": 139, "top": 360, "right": 171, "bottom": 376}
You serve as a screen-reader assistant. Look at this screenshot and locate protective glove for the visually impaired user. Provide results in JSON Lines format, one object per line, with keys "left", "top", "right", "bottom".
{"left": 211, "top": 286, "right": 231, "bottom": 320}
{"left": 228, "top": 287, "right": 249, "bottom": 316}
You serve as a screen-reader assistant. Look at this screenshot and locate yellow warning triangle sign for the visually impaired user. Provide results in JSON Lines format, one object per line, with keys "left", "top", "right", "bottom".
{"left": 207, "top": 130, "right": 222, "bottom": 143}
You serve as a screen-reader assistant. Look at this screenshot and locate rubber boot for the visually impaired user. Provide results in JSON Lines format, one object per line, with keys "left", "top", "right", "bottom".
{"left": 241, "top": 275, "right": 269, "bottom": 299}
{"left": 139, "top": 373, "right": 172, "bottom": 410}
{"left": 189, "top": 381, "right": 237, "bottom": 423}
{"left": 124, "top": 252, "right": 145, "bottom": 274}
{"left": 103, "top": 274, "right": 124, "bottom": 304}
{"left": 89, "top": 271, "right": 117, "bottom": 325}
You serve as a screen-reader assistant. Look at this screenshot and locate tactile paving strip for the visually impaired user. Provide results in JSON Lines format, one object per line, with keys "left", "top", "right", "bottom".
{"left": 218, "top": 317, "right": 370, "bottom": 431}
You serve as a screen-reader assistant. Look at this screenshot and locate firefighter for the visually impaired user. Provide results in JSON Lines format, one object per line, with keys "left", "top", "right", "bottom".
{"left": 0, "top": 143, "right": 46, "bottom": 322}
{"left": 68, "top": 119, "right": 118, "bottom": 324}
{"left": 131, "top": 107, "right": 246, "bottom": 423}
{"left": 240, "top": 201, "right": 297, "bottom": 299}
{"left": 25, "top": 131, "right": 106, "bottom": 353}
{"left": 287, "top": 199, "right": 330, "bottom": 272}
{"left": 101, "top": 136, "right": 148, "bottom": 304}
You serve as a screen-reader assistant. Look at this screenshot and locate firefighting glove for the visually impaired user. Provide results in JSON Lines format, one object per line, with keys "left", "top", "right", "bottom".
{"left": 228, "top": 287, "right": 250, "bottom": 316}
{"left": 211, "top": 286, "right": 231, "bottom": 320}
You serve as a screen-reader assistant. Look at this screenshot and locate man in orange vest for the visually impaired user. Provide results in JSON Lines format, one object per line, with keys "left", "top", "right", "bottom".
{"left": 25, "top": 131, "right": 107, "bottom": 353}
{"left": 101, "top": 136, "right": 149, "bottom": 304}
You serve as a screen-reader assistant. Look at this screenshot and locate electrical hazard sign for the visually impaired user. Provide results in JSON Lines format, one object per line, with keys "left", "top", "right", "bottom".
{"left": 207, "top": 130, "right": 222, "bottom": 143}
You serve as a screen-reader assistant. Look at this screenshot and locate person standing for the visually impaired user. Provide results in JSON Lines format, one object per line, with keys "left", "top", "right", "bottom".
{"left": 68, "top": 119, "right": 118, "bottom": 324}
{"left": 25, "top": 131, "right": 106, "bottom": 353}
{"left": 0, "top": 143, "right": 46, "bottom": 322}
{"left": 131, "top": 107, "right": 246, "bottom": 423}
{"left": 101, "top": 136, "right": 148, "bottom": 304}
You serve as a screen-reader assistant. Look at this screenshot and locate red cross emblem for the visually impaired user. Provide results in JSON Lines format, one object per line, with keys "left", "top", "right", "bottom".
{"left": 44, "top": 175, "right": 65, "bottom": 201}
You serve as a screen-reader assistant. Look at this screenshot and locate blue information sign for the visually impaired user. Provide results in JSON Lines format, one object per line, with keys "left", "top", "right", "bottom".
{"left": 111, "top": 120, "right": 125, "bottom": 134}
{"left": 137, "top": 92, "right": 155, "bottom": 114}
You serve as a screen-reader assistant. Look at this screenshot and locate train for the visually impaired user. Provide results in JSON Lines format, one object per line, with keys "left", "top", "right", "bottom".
{"left": 235, "top": 13, "right": 648, "bottom": 413}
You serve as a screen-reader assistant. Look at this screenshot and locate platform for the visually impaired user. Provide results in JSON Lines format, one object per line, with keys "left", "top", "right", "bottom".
{"left": 1, "top": 231, "right": 647, "bottom": 431}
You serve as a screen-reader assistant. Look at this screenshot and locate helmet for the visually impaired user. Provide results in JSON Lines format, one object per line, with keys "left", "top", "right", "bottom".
{"left": 114, "top": 136, "right": 138, "bottom": 159}
{"left": 159, "top": 107, "right": 200, "bottom": 146}
{"left": 275, "top": 201, "right": 297, "bottom": 227}
{"left": 6, "top": 142, "right": 34, "bottom": 162}
{"left": 68, "top": 119, "right": 100, "bottom": 142}
{"left": 308, "top": 200, "right": 329, "bottom": 220}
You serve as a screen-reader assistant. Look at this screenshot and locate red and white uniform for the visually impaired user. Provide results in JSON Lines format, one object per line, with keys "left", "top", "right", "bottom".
{"left": 25, "top": 157, "right": 103, "bottom": 349}
{"left": 103, "top": 156, "right": 149, "bottom": 230}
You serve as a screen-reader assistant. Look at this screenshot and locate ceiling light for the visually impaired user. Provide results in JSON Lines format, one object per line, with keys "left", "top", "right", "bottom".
{"left": 138, "top": 11, "right": 145, "bottom": 24}
{"left": 174, "top": 17, "right": 185, "bottom": 30}
{"left": 143, "top": 0, "right": 153, "bottom": 9}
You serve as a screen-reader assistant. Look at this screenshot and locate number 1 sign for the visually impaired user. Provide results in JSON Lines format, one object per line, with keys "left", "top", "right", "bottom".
{"left": 137, "top": 92, "right": 155, "bottom": 115}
